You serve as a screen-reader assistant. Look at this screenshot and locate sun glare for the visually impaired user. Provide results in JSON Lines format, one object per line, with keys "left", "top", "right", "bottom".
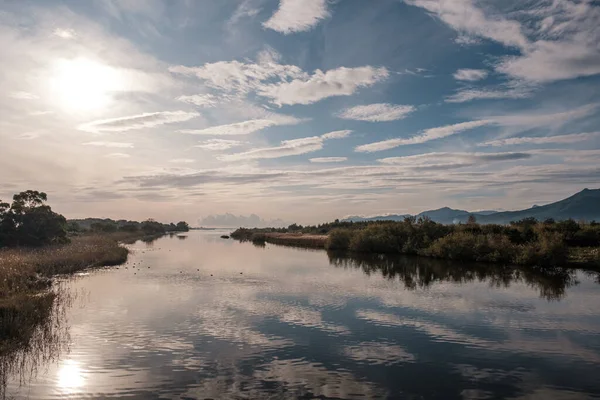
{"left": 49, "top": 58, "right": 123, "bottom": 112}
{"left": 57, "top": 359, "right": 85, "bottom": 391}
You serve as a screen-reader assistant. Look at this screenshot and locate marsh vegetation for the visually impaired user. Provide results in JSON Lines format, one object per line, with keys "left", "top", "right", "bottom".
{"left": 232, "top": 217, "right": 600, "bottom": 268}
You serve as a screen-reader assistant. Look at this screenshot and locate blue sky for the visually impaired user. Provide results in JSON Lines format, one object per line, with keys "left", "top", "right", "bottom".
{"left": 1, "top": 0, "right": 599, "bottom": 224}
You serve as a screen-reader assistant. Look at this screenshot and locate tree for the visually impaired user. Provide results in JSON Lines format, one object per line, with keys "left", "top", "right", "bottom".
{"left": 467, "top": 214, "right": 477, "bottom": 225}
{"left": 0, "top": 190, "right": 67, "bottom": 247}
{"left": 176, "top": 221, "right": 190, "bottom": 232}
{"left": 141, "top": 219, "right": 166, "bottom": 235}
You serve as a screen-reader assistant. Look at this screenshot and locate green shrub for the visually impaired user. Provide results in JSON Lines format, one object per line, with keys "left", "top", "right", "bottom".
{"left": 515, "top": 232, "right": 568, "bottom": 267}
{"left": 325, "top": 229, "right": 354, "bottom": 250}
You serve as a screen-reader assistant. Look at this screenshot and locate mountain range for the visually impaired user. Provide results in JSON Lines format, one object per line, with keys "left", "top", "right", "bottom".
{"left": 342, "top": 189, "right": 600, "bottom": 225}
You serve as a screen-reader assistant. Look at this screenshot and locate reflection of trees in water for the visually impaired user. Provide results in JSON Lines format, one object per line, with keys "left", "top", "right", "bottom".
{"left": 328, "top": 252, "right": 579, "bottom": 301}
{"left": 0, "top": 286, "right": 72, "bottom": 399}
{"left": 176, "top": 235, "right": 188, "bottom": 240}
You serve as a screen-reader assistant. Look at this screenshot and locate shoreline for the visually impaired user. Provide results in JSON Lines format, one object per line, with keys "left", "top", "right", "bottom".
{"left": 0, "top": 231, "right": 167, "bottom": 307}
{"left": 232, "top": 231, "right": 600, "bottom": 270}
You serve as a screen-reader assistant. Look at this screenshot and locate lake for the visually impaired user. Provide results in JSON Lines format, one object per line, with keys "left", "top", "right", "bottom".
{"left": 4, "top": 230, "right": 600, "bottom": 399}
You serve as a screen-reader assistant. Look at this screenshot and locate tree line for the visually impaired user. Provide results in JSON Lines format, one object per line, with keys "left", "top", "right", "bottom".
{"left": 0, "top": 190, "right": 189, "bottom": 248}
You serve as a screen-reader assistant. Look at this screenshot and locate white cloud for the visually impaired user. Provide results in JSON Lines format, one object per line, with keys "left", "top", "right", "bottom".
{"left": 105, "top": 152, "right": 130, "bottom": 158}
{"left": 497, "top": 40, "right": 600, "bottom": 82}
{"left": 220, "top": 129, "right": 349, "bottom": 161}
{"left": 453, "top": 68, "right": 488, "bottom": 81}
{"left": 79, "top": 111, "right": 199, "bottom": 133}
{"left": 53, "top": 28, "right": 76, "bottom": 39}
{"left": 338, "top": 103, "right": 416, "bottom": 122}
{"left": 321, "top": 130, "right": 352, "bottom": 139}
{"left": 310, "top": 157, "right": 347, "bottom": 163}
{"left": 404, "top": 0, "right": 528, "bottom": 49}
{"left": 220, "top": 136, "right": 324, "bottom": 161}
{"left": 446, "top": 85, "right": 533, "bottom": 103}
{"left": 405, "top": 0, "right": 600, "bottom": 83}
{"left": 259, "top": 66, "right": 389, "bottom": 106}
{"left": 488, "top": 104, "right": 598, "bottom": 128}
{"left": 479, "top": 132, "right": 600, "bottom": 147}
{"left": 169, "top": 158, "right": 195, "bottom": 163}
{"left": 170, "top": 51, "right": 388, "bottom": 106}
{"left": 169, "top": 59, "right": 306, "bottom": 95}
{"left": 355, "top": 120, "right": 492, "bottom": 153}
{"left": 228, "top": 0, "right": 261, "bottom": 27}
{"left": 83, "top": 141, "right": 134, "bottom": 148}
{"left": 263, "top": 0, "right": 329, "bottom": 34}
{"left": 378, "top": 152, "right": 532, "bottom": 168}
{"left": 9, "top": 91, "right": 39, "bottom": 100}
{"left": 176, "top": 94, "right": 219, "bottom": 107}
{"left": 178, "top": 116, "right": 302, "bottom": 136}
{"left": 194, "top": 139, "right": 246, "bottom": 151}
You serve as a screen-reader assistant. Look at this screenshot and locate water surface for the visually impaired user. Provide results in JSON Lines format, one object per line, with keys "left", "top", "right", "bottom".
{"left": 4, "top": 230, "right": 600, "bottom": 399}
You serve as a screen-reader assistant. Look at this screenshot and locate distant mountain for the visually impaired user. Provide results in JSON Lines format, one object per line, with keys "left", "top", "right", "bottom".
{"left": 342, "top": 214, "right": 410, "bottom": 223}
{"left": 416, "top": 207, "right": 472, "bottom": 225}
{"left": 342, "top": 189, "right": 600, "bottom": 225}
{"left": 477, "top": 188, "right": 600, "bottom": 224}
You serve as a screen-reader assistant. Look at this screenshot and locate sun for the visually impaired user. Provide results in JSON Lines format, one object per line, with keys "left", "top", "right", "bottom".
{"left": 49, "top": 58, "right": 123, "bottom": 112}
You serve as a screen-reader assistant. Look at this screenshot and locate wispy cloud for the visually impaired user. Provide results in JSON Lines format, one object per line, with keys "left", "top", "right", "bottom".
{"left": 220, "top": 136, "right": 324, "bottom": 161}
{"left": 179, "top": 115, "right": 302, "bottom": 136}
{"left": 79, "top": 111, "right": 199, "bottom": 133}
{"left": 479, "top": 132, "right": 600, "bottom": 147}
{"left": 263, "top": 0, "right": 329, "bottom": 34}
{"left": 310, "top": 157, "right": 347, "bottom": 163}
{"left": 355, "top": 120, "right": 492, "bottom": 153}
{"left": 220, "top": 130, "right": 349, "bottom": 161}
{"left": 446, "top": 84, "right": 534, "bottom": 103}
{"left": 404, "top": 0, "right": 528, "bottom": 49}
{"left": 169, "top": 158, "right": 195, "bottom": 163}
{"left": 338, "top": 103, "right": 416, "bottom": 122}
{"left": 259, "top": 66, "right": 389, "bottom": 106}
{"left": 228, "top": 0, "right": 261, "bottom": 27}
{"left": 453, "top": 69, "right": 488, "bottom": 81}
{"left": 321, "top": 130, "right": 352, "bottom": 139}
{"left": 378, "top": 152, "right": 532, "bottom": 169}
{"left": 83, "top": 141, "right": 134, "bottom": 148}
{"left": 170, "top": 51, "right": 389, "bottom": 106}
{"left": 488, "top": 104, "right": 599, "bottom": 128}
{"left": 176, "top": 94, "right": 219, "bottom": 107}
{"left": 169, "top": 57, "right": 306, "bottom": 95}
{"left": 53, "top": 28, "right": 76, "bottom": 39}
{"left": 194, "top": 139, "right": 246, "bottom": 150}
{"left": 9, "top": 91, "right": 39, "bottom": 100}
{"left": 405, "top": 0, "right": 600, "bottom": 83}
{"left": 105, "top": 152, "right": 130, "bottom": 158}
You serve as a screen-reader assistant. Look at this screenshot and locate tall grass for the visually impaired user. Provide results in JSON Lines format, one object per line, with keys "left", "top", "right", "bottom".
{"left": 0, "top": 234, "right": 133, "bottom": 299}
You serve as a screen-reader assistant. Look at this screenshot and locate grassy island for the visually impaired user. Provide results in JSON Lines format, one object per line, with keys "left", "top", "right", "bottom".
{"left": 231, "top": 217, "right": 600, "bottom": 269}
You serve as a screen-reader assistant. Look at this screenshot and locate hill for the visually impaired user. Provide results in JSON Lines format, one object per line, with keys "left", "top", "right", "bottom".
{"left": 342, "top": 189, "right": 600, "bottom": 225}
{"left": 477, "top": 188, "right": 600, "bottom": 224}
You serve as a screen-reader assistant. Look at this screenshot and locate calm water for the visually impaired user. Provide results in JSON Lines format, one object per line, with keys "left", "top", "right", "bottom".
{"left": 4, "top": 230, "right": 600, "bottom": 399}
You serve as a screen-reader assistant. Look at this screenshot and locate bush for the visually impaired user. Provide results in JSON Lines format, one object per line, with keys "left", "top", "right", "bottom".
{"left": 426, "top": 232, "right": 516, "bottom": 263}
{"left": 515, "top": 232, "right": 568, "bottom": 267}
{"left": 325, "top": 229, "right": 354, "bottom": 250}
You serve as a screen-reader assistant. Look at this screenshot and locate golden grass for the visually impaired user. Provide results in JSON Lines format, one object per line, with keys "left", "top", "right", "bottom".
{"left": 0, "top": 234, "right": 134, "bottom": 299}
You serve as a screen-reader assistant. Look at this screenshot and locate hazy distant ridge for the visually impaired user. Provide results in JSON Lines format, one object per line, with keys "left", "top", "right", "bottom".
{"left": 343, "top": 189, "right": 600, "bottom": 224}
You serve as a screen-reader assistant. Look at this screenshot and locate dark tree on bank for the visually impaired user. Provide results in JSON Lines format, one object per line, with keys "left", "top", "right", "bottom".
{"left": 176, "top": 221, "right": 190, "bottom": 232}
{"left": 0, "top": 190, "right": 67, "bottom": 247}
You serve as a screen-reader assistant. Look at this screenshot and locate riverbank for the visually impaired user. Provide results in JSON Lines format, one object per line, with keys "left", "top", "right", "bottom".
{"left": 231, "top": 221, "right": 600, "bottom": 269}
{"left": 0, "top": 232, "right": 161, "bottom": 305}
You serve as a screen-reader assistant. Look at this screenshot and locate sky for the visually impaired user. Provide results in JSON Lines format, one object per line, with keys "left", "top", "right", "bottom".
{"left": 1, "top": 0, "right": 599, "bottom": 225}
